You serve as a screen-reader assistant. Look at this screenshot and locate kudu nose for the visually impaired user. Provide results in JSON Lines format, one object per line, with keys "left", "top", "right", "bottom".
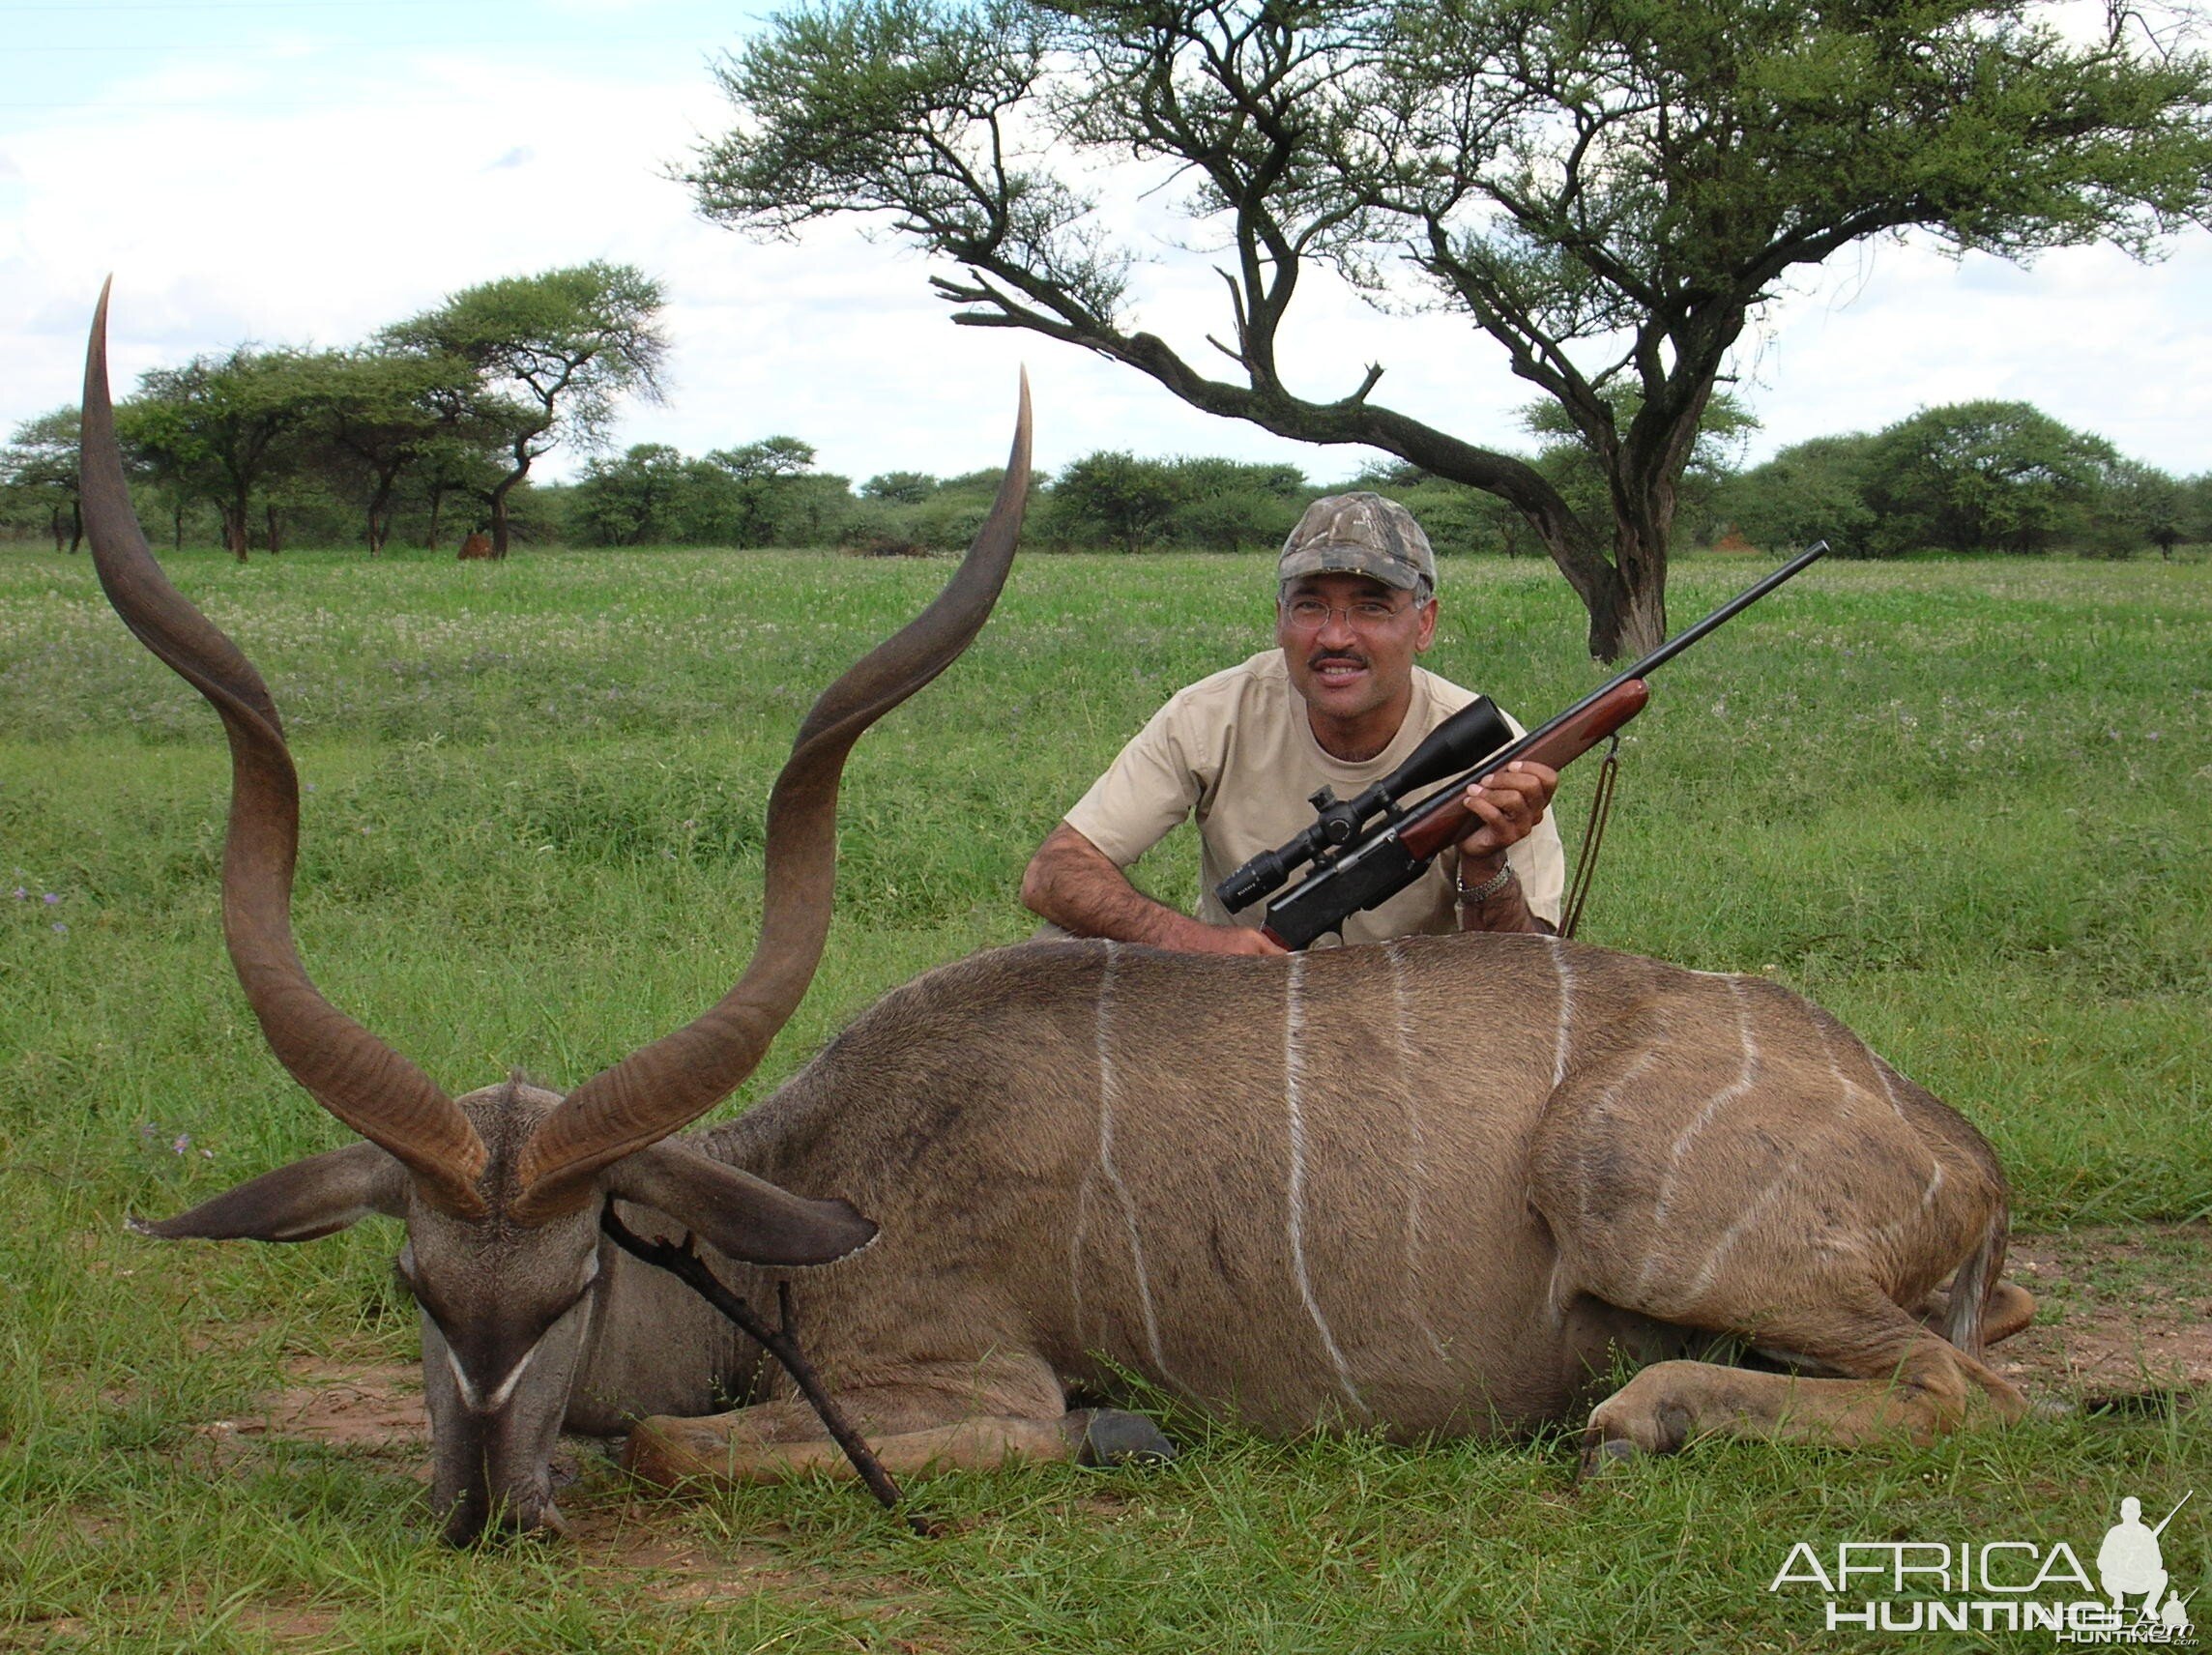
{"left": 442, "top": 1494, "right": 568, "bottom": 1547}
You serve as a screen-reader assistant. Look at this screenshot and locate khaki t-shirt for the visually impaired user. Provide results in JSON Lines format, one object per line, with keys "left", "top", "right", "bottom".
{"left": 1063, "top": 651, "right": 1566, "bottom": 946}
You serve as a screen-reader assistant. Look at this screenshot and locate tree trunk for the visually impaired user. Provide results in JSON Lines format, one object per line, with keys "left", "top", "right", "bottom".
{"left": 366, "top": 470, "right": 396, "bottom": 556}
{"left": 265, "top": 503, "right": 283, "bottom": 557}
{"left": 1598, "top": 480, "right": 1675, "bottom": 659}
{"left": 69, "top": 503, "right": 83, "bottom": 554}
{"left": 1588, "top": 556, "right": 1668, "bottom": 660}
{"left": 379, "top": 461, "right": 408, "bottom": 555}
{"left": 489, "top": 469, "right": 525, "bottom": 559}
{"left": 424, "top": 483, "right": 445, "bottom": 551}
{"left": 222, "top": 497, "right": 250, "bottom": 562}
{"left": 1513, "top": 509, "right": 1670, "bottom": 660}
{"left": 172, "top": 502, "right": 185, "bottom": 553}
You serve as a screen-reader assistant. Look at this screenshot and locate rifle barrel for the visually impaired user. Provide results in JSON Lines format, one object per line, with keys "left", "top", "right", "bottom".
{"left": 1551, "top": 540, "right": 1829, "bottom": 742}
{"left": 2152, "top": 1491, "right": 2193, "bottom": 1537}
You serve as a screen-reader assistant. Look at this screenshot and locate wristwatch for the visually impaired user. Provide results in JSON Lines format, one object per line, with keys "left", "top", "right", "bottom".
{"left": 1456, "top": 860, "right": 1516, "bottom": 903}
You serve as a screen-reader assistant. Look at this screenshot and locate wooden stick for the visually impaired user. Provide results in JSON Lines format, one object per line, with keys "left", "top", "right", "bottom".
{"left": 599, "top": 1207, "right": 939, "bottom": 1537}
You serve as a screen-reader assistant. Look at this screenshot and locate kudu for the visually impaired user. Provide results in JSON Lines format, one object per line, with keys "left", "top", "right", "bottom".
{"left": 86, "top": 294, "right": 2032, "bottom": 1547}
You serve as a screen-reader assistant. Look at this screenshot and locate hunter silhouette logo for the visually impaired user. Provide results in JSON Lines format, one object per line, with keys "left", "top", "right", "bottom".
{"left": 2100, "top": 1495, "right": 2195, "bottom": 1635}
{"left": 1768, "top": 1489, "right": 2199, "bottom": 1641}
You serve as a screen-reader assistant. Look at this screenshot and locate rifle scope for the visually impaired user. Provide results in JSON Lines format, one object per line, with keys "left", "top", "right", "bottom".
{"left": 1214, "top": 695, "right": 1513, "bottom": 913}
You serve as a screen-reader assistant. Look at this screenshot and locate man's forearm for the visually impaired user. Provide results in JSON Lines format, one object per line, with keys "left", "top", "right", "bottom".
{"left": 1021, "top": 824, "right": 1279, "bottom": 954}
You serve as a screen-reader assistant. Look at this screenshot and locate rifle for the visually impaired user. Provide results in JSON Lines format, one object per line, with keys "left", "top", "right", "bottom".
{"left": 1220, "top": 541, "right": 1828, "bottom": 949}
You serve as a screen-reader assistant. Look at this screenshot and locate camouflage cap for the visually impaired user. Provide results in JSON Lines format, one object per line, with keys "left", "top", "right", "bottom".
{"left": 1276, "top": 492, "right": 1437, "bottom": 594}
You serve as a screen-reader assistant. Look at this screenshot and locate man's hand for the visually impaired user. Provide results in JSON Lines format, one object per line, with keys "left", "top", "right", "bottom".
{"left": 1452, "top": 760, "right": 1558, "bottom": 865}
{"left": 1182, "top": 922, "right": 1289, "bottom": 957}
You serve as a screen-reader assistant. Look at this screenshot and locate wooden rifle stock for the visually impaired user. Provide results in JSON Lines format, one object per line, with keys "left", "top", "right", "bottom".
{"left": 1394, "top": 680, "right": 1648, "bottom": 862}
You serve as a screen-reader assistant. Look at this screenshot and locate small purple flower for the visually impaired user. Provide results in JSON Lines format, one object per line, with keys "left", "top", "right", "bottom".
{"left": 42, "top": 892, "right": 60, "bottom": 906}
{"left": 51, "top": 922, "right": 67, "bottom": 934}
{"left": 10, "top": 887, "right": 24, "bottom": 901}
{"left": 172, "top": 1134, "right": 190, "bottom": 1155}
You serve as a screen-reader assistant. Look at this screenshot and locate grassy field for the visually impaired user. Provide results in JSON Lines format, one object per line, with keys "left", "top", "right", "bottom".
{"left": 0, "top": 542, "right": 2206, "bottom": 1651}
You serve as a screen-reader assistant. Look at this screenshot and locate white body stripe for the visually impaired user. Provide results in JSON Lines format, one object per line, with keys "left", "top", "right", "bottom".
{"left": 1639, "top": 979, "right": 1760, "bottom": 1291}
{"left": 1679, "top": 1166, "right": 1798, "bottom": 1308}
{"left": 1578, "top": 1048, "right": 1661, "bottom": 1234}
{"left": 1871, "top": 1057, "right": 1910, "bottom": 1122}
{"left": 1092, "top": 944, "right": 1172, "bottom": 1380}
{"left": 1283, "top": 954, "right": 1367, "bottom": 1413}
{"left": 1067, "top": 1172, "right": 1093, "bottom": 1345}
{"left": 1546, "top": 935, "right": 1575, "bottom": 1089}
{"left": 1384, "top": 943, "right": 1451, "bottom": 1365}
{"left": 1921, "top": 1163, "right": 1945, "bottom": 1208}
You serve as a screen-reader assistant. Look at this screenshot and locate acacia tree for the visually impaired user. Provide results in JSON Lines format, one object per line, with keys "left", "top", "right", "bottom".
{"left": 689, "top": 0, "right": 2212, "bottom": 656}
{"left": 574, "top": 443, "right": 710, "bottom": 544}
{"left": 707, "top": 435, "right": 830, "bottom": 545}
{"left": 1715, "top": 433, "right": 1881, "bottom": 557}
{"left": 121, "top": 348, "right": 329, "bottom": 561}
{"left": 318, "top": 348, "right": 487, "bottom": 554}
{"left": 386, "top": 263, "right": 668, "bottom": 557}
{"left": 1, "top": 409, "right": 83, "bottom": 553}
{"left": 2097, "top": 459, "right": 2188, "bottom": 557}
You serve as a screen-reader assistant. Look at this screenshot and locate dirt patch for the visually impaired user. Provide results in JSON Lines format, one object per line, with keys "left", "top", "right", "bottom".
{"left": 1992, "top": 1224, "right": 2212, "bottom": 1403}
{"left": 191, "top": 1356, "right": 612, "bottom": 1497}
{"left": 229, "top": 1603, "right": 343, "bottom": 1644}
{"left": 568, "top": 1512, "right": 798, "bottom": 1603}
{"left": 3, "top": 1596, "right": 343, "bottom": 1651}
{"left": 194, "top": 1357, "right": 428, "bottom": 1469}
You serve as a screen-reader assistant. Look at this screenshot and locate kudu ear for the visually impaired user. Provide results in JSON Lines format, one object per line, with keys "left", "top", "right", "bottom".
{"left": 130, "top": 1141, "right": 410, "bottom": 1243}
{"left": 606, "top": 1142, "right": 878, "bottom": 1267}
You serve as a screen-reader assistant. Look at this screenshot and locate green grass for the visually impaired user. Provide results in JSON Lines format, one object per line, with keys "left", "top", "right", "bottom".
{"left": 1, "top": 543, "right": 2207, "bottom": 1650}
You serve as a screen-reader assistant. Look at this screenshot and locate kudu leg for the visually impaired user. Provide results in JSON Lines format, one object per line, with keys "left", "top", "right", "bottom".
{"left": 1919, "top": 1278, "right": 2036, "bottom": 1348}
{"left": 626, "top": 1399, "right": 1093, "bottom": 1487}
{"left": 1582, "top": 1292, "right": 2029, "bottom": 1466}
{"left": 621, "top": 1351, "right": 1152, "bottom": 1489}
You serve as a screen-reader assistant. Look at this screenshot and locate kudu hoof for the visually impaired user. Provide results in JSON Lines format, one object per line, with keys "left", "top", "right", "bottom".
{"left": 1075, "top": 1409, "right": 1177, "bottom": 1467}
{"left": 1577, "top": 1435, "right": 1647, "bottom": 1482}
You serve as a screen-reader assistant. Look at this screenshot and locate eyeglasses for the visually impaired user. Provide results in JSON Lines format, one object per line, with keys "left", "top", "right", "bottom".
{"left": 1280, "top": 595, "right": 1413, "bottom": 633}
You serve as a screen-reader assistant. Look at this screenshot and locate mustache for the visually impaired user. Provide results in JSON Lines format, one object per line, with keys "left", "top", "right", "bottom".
{"left": 1305, "top": 651, "right": 1369, "bottom": 671}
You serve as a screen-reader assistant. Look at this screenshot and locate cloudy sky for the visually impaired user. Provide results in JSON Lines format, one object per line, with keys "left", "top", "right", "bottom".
{"left": 4, "top": 0, "right": 2206, "bottom": 486}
